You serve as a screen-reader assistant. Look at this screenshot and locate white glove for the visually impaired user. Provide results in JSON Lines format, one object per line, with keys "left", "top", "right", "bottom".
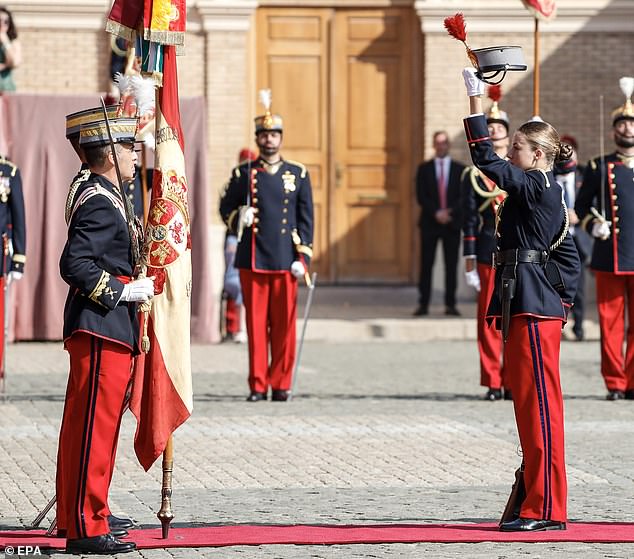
{"left": 119, "top": 277, "right": 155, "bottom": 304}
{"left": 591, "top": 220, "right": 611, "bottom": 240}
{"left": 239, "top": 206, "right": 255, "bottom": 227}
{"left": 6, "top": 271, "right": 23, "bottom": 285}
{"left": 290, "top": 260, "right": 305, "bottom": 279}
{"left": 462, "top": 67, "right": 485, "bottom": 97}
{"left": 465, "top": 269, "right": 481, "bottom": 292}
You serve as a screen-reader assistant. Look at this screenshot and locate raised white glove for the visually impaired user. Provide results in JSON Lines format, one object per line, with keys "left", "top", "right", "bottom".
{"left": 290, "top": 260, "right": 305, "bottom": 279}
{"left": 591, "top": 220, "right": 611, "bottom": 240}
{"left": 239, "top": 206, "right": 255, "bottom": 227}
{"left": 462, "top": 67, "right": 485, "bottom": 97}
{"left": 6, "top": 271, "right": 22, "bottom": 285}
{"left": 119, "top": 277, "right": 155, "bottom": 304}
{"left": 465, "top": 269, "right": 481, "bottom": 292}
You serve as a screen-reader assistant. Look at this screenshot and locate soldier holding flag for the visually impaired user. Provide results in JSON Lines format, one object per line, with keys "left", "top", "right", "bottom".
{"left": 220, "top": 90, "right": 314, "bottom": 402}
{"left": 56, "top": 115, "right": 154, "bottom": 554}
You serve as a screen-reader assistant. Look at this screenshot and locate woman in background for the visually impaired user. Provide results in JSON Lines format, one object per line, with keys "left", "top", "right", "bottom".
{"left": 0, "top": 6, "right": 20, "bottom": 91}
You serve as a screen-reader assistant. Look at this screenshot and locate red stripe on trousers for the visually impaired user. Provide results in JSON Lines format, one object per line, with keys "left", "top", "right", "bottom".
{"left": 476, "top": 263, "right": 505, "bottom": 389}
{"left": 595, "top": 271, "right": 634, "bottom": 391}
{"left": 56, "top": 332, "right": 132, "bottom": 539}
{"left": 239, "top": 269, "right": 297, "bottom": 393}
{"left": 506, "top": 317, "right": 567, "bottom": 522}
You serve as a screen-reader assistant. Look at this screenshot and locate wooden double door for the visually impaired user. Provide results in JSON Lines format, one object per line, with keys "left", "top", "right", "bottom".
{"left": 256, "top": 7, "right": 421, "bottom": 283}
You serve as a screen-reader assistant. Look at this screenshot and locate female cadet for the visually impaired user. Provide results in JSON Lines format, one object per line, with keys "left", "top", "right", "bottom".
{"left": 462, "top": 68, "right": 580, "bottom": 532}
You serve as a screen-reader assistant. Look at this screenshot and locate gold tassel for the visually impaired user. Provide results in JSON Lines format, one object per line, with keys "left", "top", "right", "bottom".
{"left": 140, "top": 302, "right": 151, "bottom": 353}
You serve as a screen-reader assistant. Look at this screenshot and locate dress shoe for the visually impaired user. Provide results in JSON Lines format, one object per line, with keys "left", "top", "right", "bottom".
{"left": 246, "top": 391, "right": 267, "bottom": 402}
{"left": 108, "top": 514, "right": 134, "bottom": 530}
{"left": 445, "top": 307, "right": 461, "bottom": 316}
{"left": 271, "top": 389, "right": 289, "bottom": 402}
{"left": 412, "top": 306, "right": 428, "bottom": 317}
{"left": 500, "top": 517, "right": 566, "bottom": 532}
{"left": 66, "top": 533, "right": 136, "bottom": 554}
{"left": 573, "top": 327, "right": 584, "bottom": 341}
{"left": 607, "top": 390, "right": 625, "bottom": 401}
{"left": 110, "top": 527, "right": 128, "bottom": 538}
{"left": 625, "top": 390, "right": 634, "bottom": 400}
{"left": 485, "top": 388, "right": 502, "bottom": 401}
{"left": 504, "top": 389, "right": 513, "bottom": 401}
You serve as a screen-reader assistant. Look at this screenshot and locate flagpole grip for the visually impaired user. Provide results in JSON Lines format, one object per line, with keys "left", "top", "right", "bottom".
{"left": 157, "top": 435, "right": 174, "bottom": 539}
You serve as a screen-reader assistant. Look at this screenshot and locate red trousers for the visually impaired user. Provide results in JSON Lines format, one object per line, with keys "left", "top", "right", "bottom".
{"left": 225, "top": 298, "right": 240, "bottom": 335}
{"left": 240, "top": 270, "right": 297, "bottom": 393}
{"left": 595, "top": 271, "right": 634, "bottom": 391}
{"left": 56, "top": 333, "right": 132, "bottom": 539}
{"left": 477, "top": 263, "right": 505, "bottom": 389}
{"left": 506, "top": 316, "right": 567, "bottom": 522}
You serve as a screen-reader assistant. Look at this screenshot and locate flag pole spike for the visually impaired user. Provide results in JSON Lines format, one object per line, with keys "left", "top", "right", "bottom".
{"left": 157, "top": 435, "right": 174, "bottom": 538}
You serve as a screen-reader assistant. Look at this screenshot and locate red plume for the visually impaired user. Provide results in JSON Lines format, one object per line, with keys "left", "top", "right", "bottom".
{"left": 488, "top": 85, "right": 502, "bottom": 103}
{"left": 443, "top": 13, "right": 467, "bottom": 43}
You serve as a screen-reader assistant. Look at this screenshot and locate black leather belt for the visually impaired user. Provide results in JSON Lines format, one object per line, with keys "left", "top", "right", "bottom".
{"left": 495, "top": 249, "right": 548, "bottom": 267}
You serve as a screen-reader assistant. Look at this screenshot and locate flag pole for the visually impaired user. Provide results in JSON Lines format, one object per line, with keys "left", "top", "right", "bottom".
{"left": 157, "top": 434, "right": 174, "bottom": 538}
{"left": 532, "top": 17, "right": 540, "bottom": 118}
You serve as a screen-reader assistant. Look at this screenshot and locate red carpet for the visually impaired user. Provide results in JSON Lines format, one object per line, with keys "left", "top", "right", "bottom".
{"left": 3, "top": 522, "right": 634, "bottom": 549}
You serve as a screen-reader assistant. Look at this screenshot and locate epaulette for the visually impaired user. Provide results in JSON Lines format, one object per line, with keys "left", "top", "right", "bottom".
{"left": 285, "top": 159, "right": 307, "bottom": 179}
{"left": 232, "top": 165, "right": 241, "bottom": 178}
{"left": 587, "top": 155, "right": 605, "bottom": 172}
{"left": 0, "top": 156, "right": 18, "bottom": 177}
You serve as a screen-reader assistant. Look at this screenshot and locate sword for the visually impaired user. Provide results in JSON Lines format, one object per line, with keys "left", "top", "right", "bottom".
{"left": 289, "top": 272, "right": 317, "bottom": 401}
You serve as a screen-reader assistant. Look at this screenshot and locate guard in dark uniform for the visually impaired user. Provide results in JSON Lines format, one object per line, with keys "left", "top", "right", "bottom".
{"left": 219, "top": 90, "right": 314, "bottom": 402}
{"left": 575, "top": 77, "right": 634, "bottom": 400}
{"left": 461, "top": 85, "right": 510, "bottom": 401}
{"left": 56, "top": 115, "right": 154, "bottom": 555}
{"left": 462, "top": 68, "right": 580, "bottom": 532}
{"left": 0, "top": 154, "right": 25, "bottom": 376}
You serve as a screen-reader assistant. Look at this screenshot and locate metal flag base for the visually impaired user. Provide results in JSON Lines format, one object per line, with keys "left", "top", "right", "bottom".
{"left": 289, "top": 272, "right": 317, "bottom": 401}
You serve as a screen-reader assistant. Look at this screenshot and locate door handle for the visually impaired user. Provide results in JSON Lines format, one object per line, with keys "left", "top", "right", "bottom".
{"left": 335, "top": 162, "right": 343, "bottom": 188}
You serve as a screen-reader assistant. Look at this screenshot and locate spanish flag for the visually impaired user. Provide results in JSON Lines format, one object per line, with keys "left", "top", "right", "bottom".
{"left": 129, "top": 44, "right": 193, "bottom": 471}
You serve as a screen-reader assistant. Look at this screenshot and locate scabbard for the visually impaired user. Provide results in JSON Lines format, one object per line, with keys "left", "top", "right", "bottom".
{"left": 499, "top": 462, "right": 526, "bottom": 526}
{"left": 501, "top": 275, "right": 516, "bottom": 343}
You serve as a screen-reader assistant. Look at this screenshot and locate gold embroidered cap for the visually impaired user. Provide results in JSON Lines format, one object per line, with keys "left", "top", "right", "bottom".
{"left": 254, "top": 88, "right": 283, "bottom": 133}
{"left": 79, "top": 117, "right": 139, "bottom": 147}
{"left": 612, "top": 76, "right": 634, "bottom": 125}
{"left": 66, "top": 106, "right": 119, "bottom": 139}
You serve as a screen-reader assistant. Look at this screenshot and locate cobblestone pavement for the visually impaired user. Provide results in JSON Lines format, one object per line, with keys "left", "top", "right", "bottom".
{"left": 1, "top": 335, "right": 633, "bottom": 558}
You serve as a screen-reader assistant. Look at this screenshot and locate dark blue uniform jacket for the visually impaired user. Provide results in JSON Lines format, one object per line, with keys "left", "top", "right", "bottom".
{"left": 461, "top": 166, "right": 505, "bottom": 264}
{"left": 219, "top": 158, "right": 314, "bottom": 272}
{"left": 464, "top": 114, "right": 580, "bottom": 322}
{"left": 0, "top": 157, "right": 26, "bottom": 275}
{"left": 575, "top": 153, "right": 634, "bottom": 274}
{"left": 60, "top": 173, "right": 139, "bottom": 351}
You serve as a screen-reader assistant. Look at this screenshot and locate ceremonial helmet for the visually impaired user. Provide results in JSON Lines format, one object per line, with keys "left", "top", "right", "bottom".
{"left": 79, "top": 117, "right": 139, "bottom": 148}
{"left": 254, "top": 89, "right": 283, "bottom": 133}
{"left": 612, "top": 76, "right": 634, "bottom": 125}
{"left": 65, "top": 105, "right": 119, "bottom": 141}
{"left": 486, "top": 85, "right": 509, "bottom": 131}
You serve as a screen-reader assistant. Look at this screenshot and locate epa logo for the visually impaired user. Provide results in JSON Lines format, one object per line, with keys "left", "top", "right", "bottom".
{"left": 3, "top": 546, "right": 42, "bottom": 556}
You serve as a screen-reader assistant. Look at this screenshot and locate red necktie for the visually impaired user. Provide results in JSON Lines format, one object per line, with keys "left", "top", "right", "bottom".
{"left": 437, "top": 161, "right": 446, "bottom": 209}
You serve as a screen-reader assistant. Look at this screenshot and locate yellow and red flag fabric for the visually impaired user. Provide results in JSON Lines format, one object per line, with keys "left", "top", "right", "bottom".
{"left": 130, "top": 44, "right": 192, "bottom": 471}
{"left": 520, "top": 0, "right": 556, "bottom": 20}
{"left": 107, "top": 0, "right": 185, "bottom": 45}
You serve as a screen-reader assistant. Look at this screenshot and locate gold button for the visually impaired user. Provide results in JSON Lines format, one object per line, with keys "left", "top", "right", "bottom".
{"left": 253, "top": 227, "right": 259, "bottom": 233}
{"left": 282, "top": 218, "right": 287, "bottom": 224}
{"left": 470, "top": 143, "right": 475, "bottom": 148}
{"left": 253, "top": 197, "right": 258, "bottom": 203}
{"left": 284, "top": 199, "right": 289, "bottom": 204}
{"left": 253, "top": 188, "right": 258, "bottom": 193}
{"left": 281, "top": 228, "right": 286, "bottom": 234}
{"left": 129, "top": 184, "right": 135, "bottom": 191}
{"left": 253, "top": 208, "right": 259, "bottom": 214}
{"left": 283, "top": 207, "right": 288, "bottom": 213}
{"left": 254, "top": 217, "right": 260, "bottom": 223}
{"left": 614, "top": 205, "right": 619, "bottom": 211}
{"left": 610, "top": 174, "right": 616, "bottom": 179}
{"left": 252, "top": 178, "right": 258, "bottom": 183}
{"left": 613, "top": 195, "right": 618, "bottom": 200}
{"left": 615, "top": 227, "right": 620, "bottom": 234}
{"left": 614, "top": 216, "right": 619, "bottom": 223}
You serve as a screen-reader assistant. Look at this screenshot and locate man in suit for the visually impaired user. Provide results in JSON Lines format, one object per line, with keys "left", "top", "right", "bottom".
{"left": 415, "top": 131, "right": 466, "bottom": 316}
